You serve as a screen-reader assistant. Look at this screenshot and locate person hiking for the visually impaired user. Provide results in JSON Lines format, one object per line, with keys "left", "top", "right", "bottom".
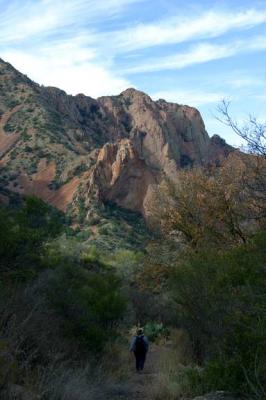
{"left": 129, "top": 328, "right": 149, "bottom": 372}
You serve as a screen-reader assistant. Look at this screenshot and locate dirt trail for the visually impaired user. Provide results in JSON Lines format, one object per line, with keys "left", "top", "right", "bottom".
{"left": 107, "top": 344, "right": 170, "bottom": 400}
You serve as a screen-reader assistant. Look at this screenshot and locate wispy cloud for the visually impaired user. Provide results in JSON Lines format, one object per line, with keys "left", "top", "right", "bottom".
{"left": 227, "top": 76, "right": 265, "bottom": 89}
{"left": 1, "top": 47, "right": 131, "bottom": 97}
{"left": 103, "top": 8, "right": 266, "bottom": 52}
{"left": 151, "top": 89, "right": 226, "bottom": 107}
{"left": 124, "top": 43, "right": 234, "bottom": 74}
{"left": 0, "top": 0, "right": 266, "bottom": 133}
{"left": 0, "top": 0, "right": 139, "bottom": 96}
{"left": 124, "top": 36, "right": 266, "bottom": 74}
{"left": 0, "top": 0, "right": 143, "bottom": 44}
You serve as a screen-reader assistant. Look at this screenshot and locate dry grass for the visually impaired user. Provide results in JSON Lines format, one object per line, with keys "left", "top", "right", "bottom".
{"left": 147, "top": 329, "right": 191, "bottom": 400}
{"left": 37, "top": 364, "right": 106, "bottom": 400}
{"left": 101, "top": 338, "right": 132, "bottom": 381}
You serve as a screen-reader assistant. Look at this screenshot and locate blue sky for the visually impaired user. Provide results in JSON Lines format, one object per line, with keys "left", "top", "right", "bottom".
{"left": 0, "top": 0, "right": 266, "bottom": 146}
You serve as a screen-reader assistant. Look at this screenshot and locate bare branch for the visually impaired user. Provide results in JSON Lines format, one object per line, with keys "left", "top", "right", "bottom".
{"left": 216, "top": 100, "right": 266, "bottom": 156}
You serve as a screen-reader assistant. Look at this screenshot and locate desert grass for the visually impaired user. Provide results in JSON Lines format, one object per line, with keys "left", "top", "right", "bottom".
{"left": 147, "top": 329, "right": 191, "bottom": 400}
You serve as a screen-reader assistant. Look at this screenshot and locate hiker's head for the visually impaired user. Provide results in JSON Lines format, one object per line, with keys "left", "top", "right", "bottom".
{"left": 137, "top": 328, "right": 144, "bottom": 336}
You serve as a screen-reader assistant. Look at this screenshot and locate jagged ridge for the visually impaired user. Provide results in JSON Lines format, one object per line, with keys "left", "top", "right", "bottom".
{"left": 0, "top": 58, "right": 233, "bottom": 217}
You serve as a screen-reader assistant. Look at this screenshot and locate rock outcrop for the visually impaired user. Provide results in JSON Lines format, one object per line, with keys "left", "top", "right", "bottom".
{"left": 84, "top": 139, "right": 157, "bottom": 214}
{"left": 0, "top": 58, "right": 234, "bottom": 217}
{"left": 99, "top": 88, "right": 211, "bottom": 175}
{"left": 83, "top": 89, "right": 232, "bottom": 215}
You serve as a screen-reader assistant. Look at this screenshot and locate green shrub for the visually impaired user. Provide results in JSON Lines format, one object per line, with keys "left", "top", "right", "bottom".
{"left": 144, "top": 322, "right": 169, "bottom": 342}
{"left": 5, "top": 99, "right": 19, "bottom": 108}
{"left": 0, "top": 197, "right": 63, "bottom": 279}
{"left": 170, "top": 231, "right": 266, "bottom": 398}
{"left": 4, "top": 121, "right": 16, "bottom": 132}
{"left": 21, "top": 128, "right": 31, "bottom": 140}
{"left": 46, "top": 260, "right": 127, "bottom": 353}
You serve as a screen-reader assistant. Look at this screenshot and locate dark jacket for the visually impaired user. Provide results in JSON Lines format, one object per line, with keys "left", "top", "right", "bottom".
{"left": 129, "top": 334, "right": 149, "bottom": 353}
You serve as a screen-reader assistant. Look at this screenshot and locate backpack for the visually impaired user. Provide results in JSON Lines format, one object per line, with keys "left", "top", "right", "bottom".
{"left": 135, "top": 335, "right": 146, "bottom": 354}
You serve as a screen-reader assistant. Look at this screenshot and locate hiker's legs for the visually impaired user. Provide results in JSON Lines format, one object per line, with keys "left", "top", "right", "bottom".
{"left": 134, "top": 352, "right": 147, "bottom": 371}
{"left": 134, "top": 353, "right": 141, "bottom": 371}
{"left": 139, "top": 353, "right": 146, "bottom": 370}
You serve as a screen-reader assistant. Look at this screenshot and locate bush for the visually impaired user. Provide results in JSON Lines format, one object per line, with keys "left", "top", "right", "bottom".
{"left": 170, "top": 231, "right": 266, "bottom": 398}
{"left": 144, "top": 322, "right": 169, "bottom": 343}
{"left": 0, "top": 197, "right": 64, "bottom": 279}
{"left": 45, "top": 259, "right": 127, "bottom": 354}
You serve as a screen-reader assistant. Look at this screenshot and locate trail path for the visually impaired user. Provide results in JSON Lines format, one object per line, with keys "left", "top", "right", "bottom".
{"left": 106, "top": 344, "right": 172, "bottom": 400}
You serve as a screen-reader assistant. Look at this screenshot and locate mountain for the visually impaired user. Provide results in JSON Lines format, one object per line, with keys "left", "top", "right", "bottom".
{"left": 0, "top": 58, "right": 233, "bottom": 219}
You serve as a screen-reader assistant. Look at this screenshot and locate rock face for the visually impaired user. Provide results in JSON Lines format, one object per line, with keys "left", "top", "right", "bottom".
{"left": 99, "top": 88, "right": 211, "bottom": 175}
{"left": 82, "top": 89, "right": 232, "bottom": 215}
{"left": 0, "top": 58, "right": 233, "bottom": 217}
{"left": 84, "top": 139, "right": 157, "bottom": 214}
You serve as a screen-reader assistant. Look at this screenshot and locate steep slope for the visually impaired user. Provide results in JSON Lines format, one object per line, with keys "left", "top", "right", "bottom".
{"left": 79, "top": 89, "right": 233, "bottom": 216}
{"left": 0, "top": 58, "right": 233, "bottom": 218}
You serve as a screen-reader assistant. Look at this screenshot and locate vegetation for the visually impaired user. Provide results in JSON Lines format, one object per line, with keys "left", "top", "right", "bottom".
{"left": 149, "top": 152, "right": 266, "bottom": 249}
{"left": 143, "top": 115, "right": 266, "bottom": 399}
{"left": 0, "top": 197, "right": 127, "bottom": 398}
{"left": 1, "top": 149, "right": 265, "bottom": 399}
{"left": 170, "top": 232, "right": 266, "bottom": 398}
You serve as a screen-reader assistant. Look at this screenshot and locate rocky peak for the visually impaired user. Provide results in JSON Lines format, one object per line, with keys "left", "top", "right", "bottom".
{"left": 0, "top": 59, "right": 234, "bottom": 217}
{"left": 120, "top": 87, "right": 153, "bottom": 102}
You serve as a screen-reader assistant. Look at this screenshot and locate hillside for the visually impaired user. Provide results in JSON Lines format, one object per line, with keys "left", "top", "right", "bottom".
{"left": 0, "top": 58, "right": 233, "bottom": 221}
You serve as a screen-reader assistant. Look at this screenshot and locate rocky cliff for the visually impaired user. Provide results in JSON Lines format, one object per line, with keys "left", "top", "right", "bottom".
{"left": 0, "top": 58, "right": 233, "bottom": 218}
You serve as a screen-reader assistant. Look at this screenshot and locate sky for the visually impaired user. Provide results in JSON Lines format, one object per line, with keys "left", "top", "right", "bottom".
{"left": 0, "top": 0, "right": 266, "bottom": 146}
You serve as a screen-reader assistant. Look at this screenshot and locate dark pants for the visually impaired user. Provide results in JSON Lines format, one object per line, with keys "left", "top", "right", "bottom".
{"left": 134, "top": 351, "right": 147, "bottom": 371}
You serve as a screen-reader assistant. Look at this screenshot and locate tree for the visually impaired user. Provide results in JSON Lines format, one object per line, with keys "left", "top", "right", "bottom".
{"left": 217, "top": 101, "right": 266, "bottom": 223}
{"left": 217, "top": 100, "right": 266, "bottom": 156}
{"left": 148, "top": 153, "right": 266, "bottom": 248}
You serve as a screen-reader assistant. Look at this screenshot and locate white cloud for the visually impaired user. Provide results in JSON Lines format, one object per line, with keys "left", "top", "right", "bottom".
{"left": 151, "top": 89, "right": 225, "bottom": 107}
{"left": 0, "top": 0, "right": 139, "bottom": 96}
{"left": 124, "top": 36, "right": 266, "bottom": 74}
{"left": 253, "top": 94, "right": 266, "bottom": 102}
{"left": 2, "top": 49, "right": 131, "bottom": 97}
{"left": 103, "top": 8, "right": 266, "bottom": 52}
{"left": 0, "top": 0, "right": 143, "bottom": 44}
{"left": 1, "top": 0, "right": 266, "bottom": 106}
{"left": 227, "top": 76, "right": 264, "bottom": 88}
{"left": 124, "top": 42, "right": 236, "bottom": 73}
